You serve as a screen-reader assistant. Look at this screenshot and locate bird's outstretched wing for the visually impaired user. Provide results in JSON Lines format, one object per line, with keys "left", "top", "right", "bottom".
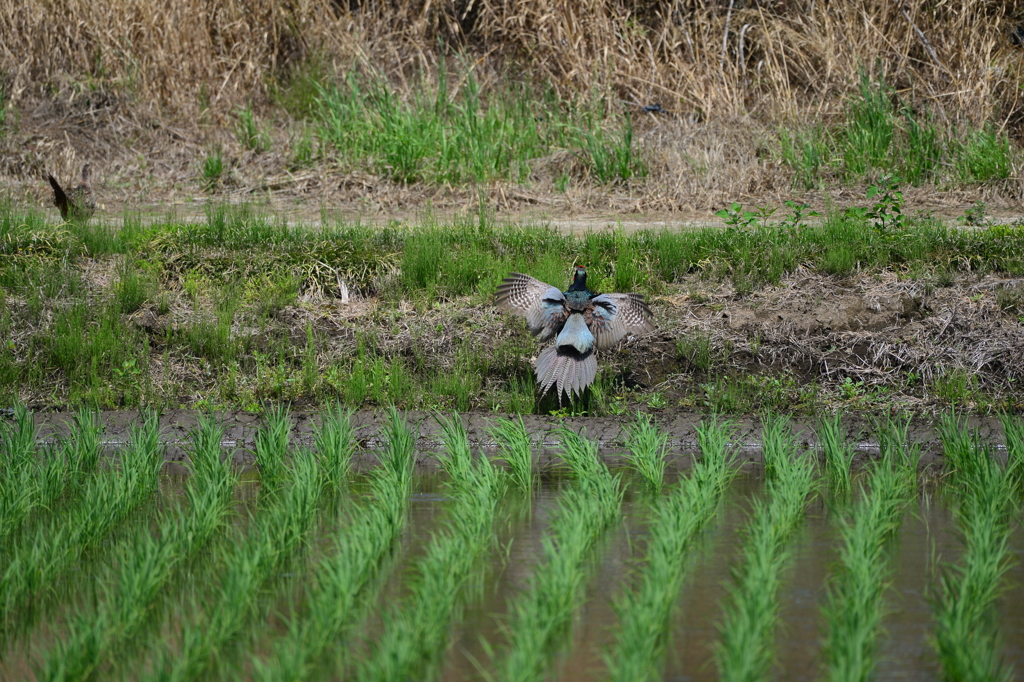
{"left": 588, "top": 293, "right": 655, "bottom": 349}
{"left": 47, "top": 174, "right": 69, "bottom": 218}
{"left": 495, "top": 273, "right": 567, "bottom": 342}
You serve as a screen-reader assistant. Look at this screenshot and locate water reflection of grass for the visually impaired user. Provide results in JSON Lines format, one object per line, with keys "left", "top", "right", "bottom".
{"left": 356, "top": 413, "right": 506, "bottom": 681}
{"left": 933, "top": 414, "right": 1020, "bottom": 682}
{"left": 609, "top": 415, "right": 736, "bottom": 682}
{"left": 820, "top": 423, "right": 916, "bottom": 682}
{"left": 714, "top": 413, "right": 817, "bottom": 682}
{"left": 38, "top": 414, "right": 237, "bottom": 681}
{"left": 495, "top": 426, "right": 622, "bottom": 682}
{"left": 0, "top": 414, "right": 162, "bottom": 644}
{"left": 1, "top": 405, "right": 1022, "bottom": 679}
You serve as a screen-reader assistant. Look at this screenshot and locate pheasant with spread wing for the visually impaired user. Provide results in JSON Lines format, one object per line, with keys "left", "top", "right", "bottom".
{"left": 47, "top": 164, "right": 95, "bottom": 222}
{"left": 495, "top": 266, "right": 654, "bottom": 401}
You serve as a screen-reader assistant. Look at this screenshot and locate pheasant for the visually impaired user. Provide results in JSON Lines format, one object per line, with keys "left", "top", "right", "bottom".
{"left": 47, "top": 164, "right": 95, "bottom": 221}
{"left": 495, "top": 266, "right": 654, "bottom": 402}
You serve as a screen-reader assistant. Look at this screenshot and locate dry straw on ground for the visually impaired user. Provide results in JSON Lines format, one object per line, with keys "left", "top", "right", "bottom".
{"left": 3, "top": 0, "right": 1017, "bottom": 120}
{"left": 2, "top": 1, "right": 1023, "bottom": 209}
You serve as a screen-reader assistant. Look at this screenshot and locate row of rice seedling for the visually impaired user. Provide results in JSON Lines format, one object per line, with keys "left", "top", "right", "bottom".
{"left": 0, "top": 414, "right": 164, "bottom": 643}
{"left": 489, "top": 416, "right": 535, "bottom": 493}
{"left": 0, "top": 407, "right": 102, "bottom": 546}
{"left": 933, "top": 414, "right": 1021, "bottom": 682}
{"left": 714, "top": 413, "right": 817, "bottom": 681}
{"left": 608, "top": 415, "right": 737, "bottom": 682}
{"left": 251, "top": 406, "right": 407, "bottom": 682}
{"left": 820, "top": 417, "right": 918, "bottom": 682}
{"left": 356, "top": 413, "right": 508, "bottom": 681}
{"left": 137, "top": 412, "right": 325, "bottom": 681}
{"left": 494, "top": 425, "right": 623, "bottom": 682}
{"left": 38, "top": 414, "right": 238, "bottom": 682}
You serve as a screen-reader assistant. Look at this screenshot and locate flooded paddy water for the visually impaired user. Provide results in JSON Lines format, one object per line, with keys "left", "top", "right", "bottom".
{"left": 0, "top": 408, "right": 1022, "bottom": 681}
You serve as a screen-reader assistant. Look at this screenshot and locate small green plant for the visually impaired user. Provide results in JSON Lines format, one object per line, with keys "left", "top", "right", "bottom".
{"left": 236, "top": 103, "right": 271, "bottom": 152}
{"left": 677, "top": 332, "right": 717, "bottom": 372}
{"left": 112, "top": 259, "right": 153, "bottom": 314}
{"left": 715, "top": 202, "right": 760, "bottom": 229}
{"left": 959, "top": 201, "right": 988, "bottom": 227}
{"left": 865, "top": 174, "right": 905, "bottom": 232}
{"left": 779, "top": 200, "right": 820, "bottom": 232}
{"left": 201, "top": 147, "right": 224, "bottom": 190}
{"left": 646, "top": 391, "right": 667, "bottom": 409}
{"left": 839, "top": 377, "right": 865, "bottom": 401}
{"left": 932, "top": 368, "right": 977, "bottom": 404}
{"left": 289, "top": 127, "right": 318, "bottom": 169}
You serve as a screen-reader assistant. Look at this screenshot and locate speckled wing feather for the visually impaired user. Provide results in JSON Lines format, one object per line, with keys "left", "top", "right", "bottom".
{"left": 589, "top": 293, "right": 654, "bottom": 350}
{"left": 47, "top": 174, "right": 70, "bottom": 220}
{"left": 495, "top": 273, "right": 567, "bottom": 342}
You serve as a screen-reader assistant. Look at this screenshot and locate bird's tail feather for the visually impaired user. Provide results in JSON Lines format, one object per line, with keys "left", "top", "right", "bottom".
{"left": 535, "top": 345, "right": 598, "bottom": 403}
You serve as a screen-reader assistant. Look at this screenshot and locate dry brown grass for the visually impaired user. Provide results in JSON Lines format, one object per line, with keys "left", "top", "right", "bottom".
{"left": 2, "top": 0, "right": 1023, "bottom": 209}
{"left": 3, "top": 0, "right": 1018, "bottom": 119}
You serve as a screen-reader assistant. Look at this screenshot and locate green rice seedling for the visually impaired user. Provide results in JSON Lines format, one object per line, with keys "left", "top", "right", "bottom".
{"left": 0, "top": 413, "right": 163, "bottom": 641}
{"left": 760, "top": 411, "right": 799, "bottom": 480}
{"left": 0, "top": 402, "right": 35, "bottom": 468}
{"left": 877, "top": 414, "right": 920, "bottom": 471}
{"left": 495, "top": 426, "right": 622, "bottom": 682}
{"left": 0, "top": 408, "right": 105, "bottom": 542}
{"left": 933, "top": 415, "right": 1018, "bottom": 682}
{"left": 488, "top": 415, "right": 534, "bottom": 492}
{"left": 254, "top": 404, "right": 291, "bottom": 489}
{"left": 0, "top": 404, "right": 41, "bottom": 540}
{"left": 142, "top": 446, "right": 322, "bottom": 682}
{"left": 818, "top": 413, "right": 855, "bottom": 499}
{"left": 251, "top": 413, "right": 413, "bottom": 682}
{"left": 37, "top": 415, "right": 237, "bottom": 682}
{"left": 357, "top": 413, "right": 505, "bottom": 681}
{"left": 379, "top": 406, "right": 415, "bottom": 480}
{"left": 623, "top": 411, "right": 669, "bottom": 493}
{"left": 820, "top": 449, "right": 915, "bottom": 682}
{"left": 1001, "top": 413, "right": 1023, "bottom": 492}
{"left": 608, "top": 416, "right": 736, "bottom": 682}
{"left": 314, "top": 403, "right": 356, "bottom": 489}
{"left": 714, "top": 429, "right": 816, "bottom": 682}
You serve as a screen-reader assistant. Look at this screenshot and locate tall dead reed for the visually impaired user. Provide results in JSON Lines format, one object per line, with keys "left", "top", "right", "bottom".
{"left": 1, "top": 0, "right": 1018, "bottom": 129}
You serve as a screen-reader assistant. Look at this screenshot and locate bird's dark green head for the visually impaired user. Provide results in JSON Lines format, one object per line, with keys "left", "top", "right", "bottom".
{"left": 568, "top": 266, "right": 588, "bottom": 291}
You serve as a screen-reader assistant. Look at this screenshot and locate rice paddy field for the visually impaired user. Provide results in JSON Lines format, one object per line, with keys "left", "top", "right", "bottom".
{"left": 0, "top": 404, "right": 1021, "bottom": 681}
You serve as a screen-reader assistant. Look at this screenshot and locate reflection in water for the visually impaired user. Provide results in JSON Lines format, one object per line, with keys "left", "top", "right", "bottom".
{"left": 437, "top": 472, "right": 1023, "bottom": 682}
{"left": 2, "top": 468, "right": 1021, "bottom": 681}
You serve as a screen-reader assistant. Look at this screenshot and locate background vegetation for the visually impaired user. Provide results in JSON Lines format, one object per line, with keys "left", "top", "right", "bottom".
{"left": 1, "top": 0, "right": 1023, "bottom": 207}
{"left": 2, "top": 199, "right": 1023, "bottom": 414}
